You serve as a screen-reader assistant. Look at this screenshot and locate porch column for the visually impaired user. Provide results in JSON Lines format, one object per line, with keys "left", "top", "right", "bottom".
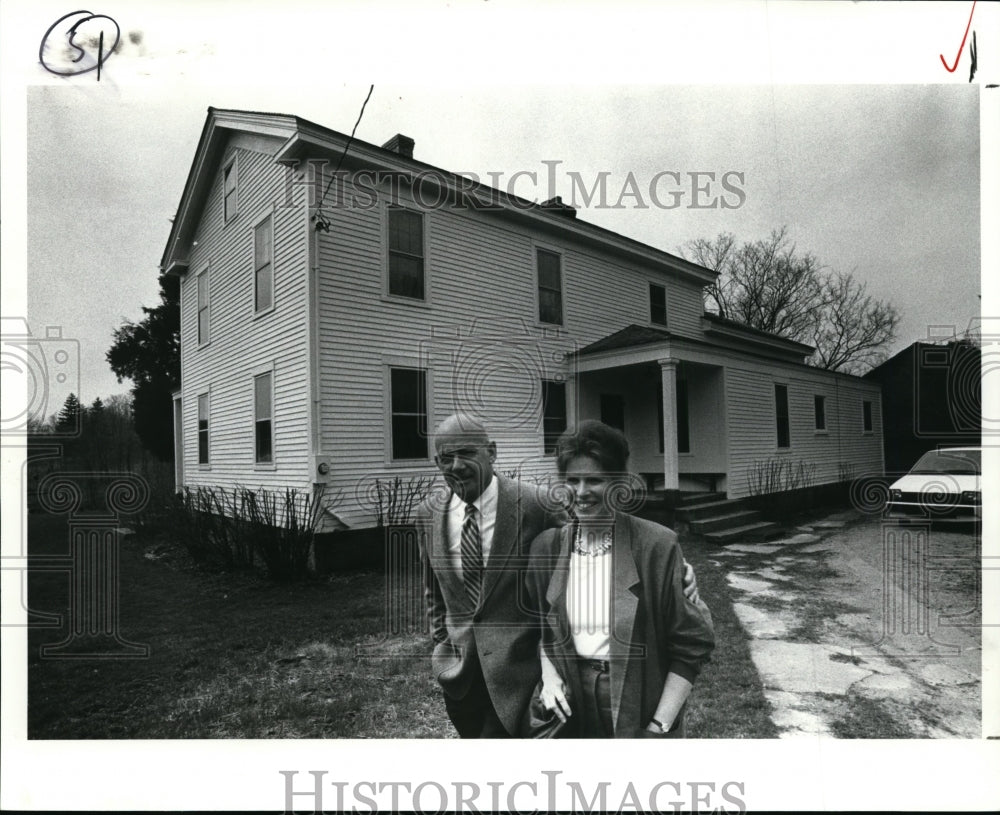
{"left": 564, "top": 371, "right": 578, "bottom": 431}
{"left": 658, "top": 358, "right": 680, "bottom": 493}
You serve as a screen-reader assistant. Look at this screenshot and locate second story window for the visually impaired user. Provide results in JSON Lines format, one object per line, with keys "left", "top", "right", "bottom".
{"left": 862, "top": 400, "right": 873, "bottom": 433}
{"left": 649, "top": 283, "right": 667, "bottom": 326}
{"left": 388, "top": 207, "right": 425, "bottom": 299}
{"left": 537, "top": 249, "right": 563, "bottom": 325}
{"left": 254, "top": 215, "right": 273, "bottom": 312}
{"left": 223, "top": 159, "right": 238, "bottom": 223}
{"left": 197, "top": 268, "right": 210, "bottom": 346}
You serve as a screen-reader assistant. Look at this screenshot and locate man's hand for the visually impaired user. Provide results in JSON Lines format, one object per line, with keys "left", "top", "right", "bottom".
{"left": 682, "top": 559, "right": 700, "bottom": 603}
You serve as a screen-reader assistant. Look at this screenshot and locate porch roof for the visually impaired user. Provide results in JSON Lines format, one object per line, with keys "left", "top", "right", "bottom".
{"left": 579, "top": 324, "right": 673, "bottom": 354}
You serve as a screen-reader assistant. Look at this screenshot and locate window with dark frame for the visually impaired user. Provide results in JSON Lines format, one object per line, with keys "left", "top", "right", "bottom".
{"left": 600, "top": 394, "right": 626, "bottom": 432}
{"left": 814, "top": 395, "right": 826, "bottom": 431}
{"left": 388, "top": 207, "right": 425, "bottom": 299}
{"left": 254, "top": 215, "right": 273, "bottom": 312}
{"left": 390, "top": 367, "right": 428, "bottom": 460}
{"left": 655, "top": 380, "right": 689, "bottom": 453}
{"left": 775, "top": 384, "right": 790, "bottom": 449}
{"left": 649, "top": 283, "right": 667, "bottom": 326}
{"left": 197, "top": 270, "right": 210, "bottom": 345}
{"left": 537, "top": 249, "right": 563, "bottom": 325}
{"left": 223, "top": 161, "right": 238, "bottom": 222}
{"left": 676, "top": 378, "right": 690, "bottom": 454}
{"left": 542, "top": 379, "right": 567, "bottom": 454}
{"left": 254, "top": 372, "right": 273, "bottom": 464}
{"left": 197, "top": 393, "right": 209, "bottom": 465}
{"left": 863, "top": 400, "right": 873, "bottom": 433}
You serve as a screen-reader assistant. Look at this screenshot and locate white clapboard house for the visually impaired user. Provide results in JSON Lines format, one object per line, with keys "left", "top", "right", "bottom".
{"left": 163, "top": 108, "right": 884, "bottom": 530}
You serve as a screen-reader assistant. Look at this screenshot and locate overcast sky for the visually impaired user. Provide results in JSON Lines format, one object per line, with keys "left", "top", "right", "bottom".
{"left": 24, "top": 81, "right": 980, "bottom": 413}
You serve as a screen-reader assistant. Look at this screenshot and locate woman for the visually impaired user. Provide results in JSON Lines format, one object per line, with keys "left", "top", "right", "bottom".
{"left": 526, "top": 420, "right": 715, "bottom": 738}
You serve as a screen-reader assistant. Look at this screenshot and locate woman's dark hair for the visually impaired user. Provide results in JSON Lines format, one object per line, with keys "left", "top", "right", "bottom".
{"left": 555, "top": 420, "right": 630, "bottom": 475}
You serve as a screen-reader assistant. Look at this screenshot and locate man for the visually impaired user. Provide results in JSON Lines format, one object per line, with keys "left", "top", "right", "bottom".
{"left": 415, "top": 413, "right": 563, "bottom": 738}
{"left": 416, "top": 412, "right": 700, "bottom": 739}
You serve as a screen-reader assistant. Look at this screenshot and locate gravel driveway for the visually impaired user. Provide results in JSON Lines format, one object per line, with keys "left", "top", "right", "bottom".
{"left": 711, "top": 509, "right": 982, "bottom": 738}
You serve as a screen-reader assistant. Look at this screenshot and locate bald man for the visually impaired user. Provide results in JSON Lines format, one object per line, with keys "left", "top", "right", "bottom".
{"left": 415, "top": 413, "right": 566, "bottom": 738}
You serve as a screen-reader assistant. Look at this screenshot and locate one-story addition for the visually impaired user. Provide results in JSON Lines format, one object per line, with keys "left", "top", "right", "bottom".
{"left": 163, "top": 108, "right": 884, "bottom": 530}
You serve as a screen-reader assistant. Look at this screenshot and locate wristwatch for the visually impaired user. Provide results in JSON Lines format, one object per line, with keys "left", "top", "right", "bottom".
{"left": 648, "top": 717, "right": 667, "bottom": 734}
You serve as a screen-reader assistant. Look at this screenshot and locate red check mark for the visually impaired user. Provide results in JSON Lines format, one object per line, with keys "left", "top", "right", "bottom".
{"left": 941, "top": 0, "right": 977, "bottom": 72}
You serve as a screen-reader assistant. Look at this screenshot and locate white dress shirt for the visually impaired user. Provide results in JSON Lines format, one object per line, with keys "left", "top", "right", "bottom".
{"left": 567, "top": 551, "right": 612, "bottom": 659}
{"left": 446, "top": 475, "right": 498, "bottom": 578}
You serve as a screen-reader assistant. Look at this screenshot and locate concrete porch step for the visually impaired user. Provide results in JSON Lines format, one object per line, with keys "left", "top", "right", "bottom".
{"left": 689, "top": 510, "right": 762, "bottom": 534}
{"left": 676, "top": 499, "right": 749, "bottom": 522}
{"left": 703, "top": 521, "right": 782, "bottom": 545}
{"left": 678, "top": 492, "right": 727, "bottom": 508}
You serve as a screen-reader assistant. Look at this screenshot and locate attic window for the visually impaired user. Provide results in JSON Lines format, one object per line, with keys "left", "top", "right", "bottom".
{"left": 223, "top": 158, "right": 238, "bottom": 222}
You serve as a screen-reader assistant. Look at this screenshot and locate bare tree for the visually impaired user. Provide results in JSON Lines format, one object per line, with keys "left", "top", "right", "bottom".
{"left": 811, "top": 271, "right": 900, "bottom": 374}
{"left": 683, "top": 227, "right": 899, "bottom": 374}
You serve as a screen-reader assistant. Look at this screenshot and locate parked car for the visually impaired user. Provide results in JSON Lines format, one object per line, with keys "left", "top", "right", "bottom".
{"left": 885, "top": 447, "right": 981, "bottom": 522}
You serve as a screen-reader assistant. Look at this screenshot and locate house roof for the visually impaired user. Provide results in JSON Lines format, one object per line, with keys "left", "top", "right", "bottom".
{"left": 701, "top": 313, "right": 815, "bottom": 355}
{"left": 160, "top": 107, "right": 719, "bottom": 288}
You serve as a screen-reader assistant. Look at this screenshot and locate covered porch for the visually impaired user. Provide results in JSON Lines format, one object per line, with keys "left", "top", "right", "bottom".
{"left": 570, "top": 326, "right": 728, "bottom": 498}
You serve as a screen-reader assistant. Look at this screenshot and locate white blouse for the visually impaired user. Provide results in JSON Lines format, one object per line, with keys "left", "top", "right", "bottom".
{"left": 566, "top": 551, "right": 612, "bottom": 659}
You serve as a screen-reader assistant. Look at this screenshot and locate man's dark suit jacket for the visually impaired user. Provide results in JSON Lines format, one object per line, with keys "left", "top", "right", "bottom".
{"left": 415, "top": 475, "right": 564, "bottom": 736}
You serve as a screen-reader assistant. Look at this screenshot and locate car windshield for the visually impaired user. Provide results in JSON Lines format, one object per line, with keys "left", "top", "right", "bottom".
{"left": 910, "top": 449, "right": 981, "bottom": 475}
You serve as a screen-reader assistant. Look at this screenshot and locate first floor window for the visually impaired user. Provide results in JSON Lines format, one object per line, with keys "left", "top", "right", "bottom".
{"left": 390, "top": 367, "right": 428, "bottom": 460}
{"left": 862, "top": 400, "right": 873, "bottom": 433}
{"left": 254, "top": 214, "right": 273, "bottom": 312}
{"left": 655, "top": 380, "right": 689, "bottom": 453}
{"left": 814, "top": 395, "right": 826, "bottom": 431}
{"left": 542, "top": 379, "right": 567, "bottom": 454}
{"left": 388, "top": 207, "right": 425, "bottom": 299}
{"left": 775, "top": 384, "right": 790, "bottom": 449}
{"left": 677, "top": 378, "right": 690, "bottom": 454}
{"left": 254, "top": 372, "right": 273, "bottom": 463}
{"left": 197, "top": 392, "right": 209, "bottom": 465}
{"left": 600, "top": 394, "right": 625, "bottom": 432}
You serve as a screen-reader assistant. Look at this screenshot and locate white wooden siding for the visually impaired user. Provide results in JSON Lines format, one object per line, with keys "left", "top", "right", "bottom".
{"left": 312, "top": 177, "right": 713, "bottom": 524}
{"left": 179, "top": 140, "right": 311, "bottom": 495}
{"left": 724, "top": 362, "right": 883, "bottom": 498}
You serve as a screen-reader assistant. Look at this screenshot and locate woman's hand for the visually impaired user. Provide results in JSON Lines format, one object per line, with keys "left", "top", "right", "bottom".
{"left": 539, "top": 679, "right": 572, "bottom": 723}
{"left": 682, "top": 560, "right": 700, "bottom": 603}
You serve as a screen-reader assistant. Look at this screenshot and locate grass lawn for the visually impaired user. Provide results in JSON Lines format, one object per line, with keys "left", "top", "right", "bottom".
{"left": 27, "top": 513, "right": 774, "bottom": 739}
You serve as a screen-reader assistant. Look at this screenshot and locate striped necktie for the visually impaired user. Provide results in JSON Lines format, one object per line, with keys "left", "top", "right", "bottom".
{"left": 461, "top": 502, "right": 483, "bottom": 606}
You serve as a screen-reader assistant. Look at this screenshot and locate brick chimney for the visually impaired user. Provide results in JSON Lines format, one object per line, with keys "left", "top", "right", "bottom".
{"left": 540, "top": 195, "right": 577, "bottom": 219}
{"left": 381, "top": 134, "right": 415, "bottom": 159}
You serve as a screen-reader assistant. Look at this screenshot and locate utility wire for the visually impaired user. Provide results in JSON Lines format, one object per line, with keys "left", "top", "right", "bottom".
{"left": 313, "top": 84, "right": 375, "bottom": 227}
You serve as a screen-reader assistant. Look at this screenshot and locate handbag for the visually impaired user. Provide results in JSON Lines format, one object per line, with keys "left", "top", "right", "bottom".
{"left": 520, "top": 680, "right": 572, "bottom": 738}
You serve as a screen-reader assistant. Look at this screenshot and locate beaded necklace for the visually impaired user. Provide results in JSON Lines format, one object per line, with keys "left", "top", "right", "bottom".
{"left": 573, "top": 525, "right": 613, "bottom": 557}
